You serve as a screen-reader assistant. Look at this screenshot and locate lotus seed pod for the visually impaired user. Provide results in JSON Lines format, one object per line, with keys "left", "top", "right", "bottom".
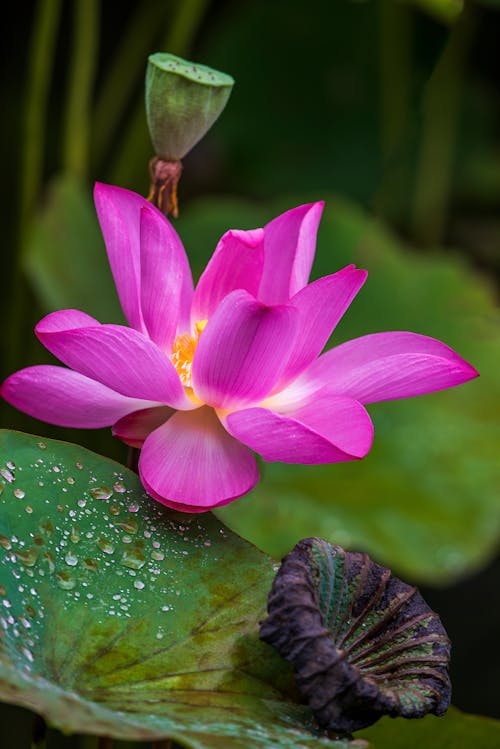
{"left": 145, "top": 53, "right": 234, "bottom": 217}
{"left": 145, "top": 52, "right": 234, "bottom": 161}
{"left": 260, "top": 538, "right": 451, "bottom": 734}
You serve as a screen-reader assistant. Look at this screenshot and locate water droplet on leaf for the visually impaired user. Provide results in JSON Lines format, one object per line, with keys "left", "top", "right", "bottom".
{"left": 90, "top": 486, "right": 112, "bottom": 500}
{"left": 96, "top": 537, "right": 115, "bottom": 555}
{"left": 56, "top": 572, "right": 76, "bottom": 590}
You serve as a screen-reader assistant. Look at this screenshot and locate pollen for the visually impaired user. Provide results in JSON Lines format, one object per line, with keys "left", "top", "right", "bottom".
{"left": 171, "top": 320, "right": 208, "bottom": 388}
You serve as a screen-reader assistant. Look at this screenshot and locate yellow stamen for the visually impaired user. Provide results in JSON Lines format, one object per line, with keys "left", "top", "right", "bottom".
{"left": 171, "top": 320, "right": 208, "bottom": 389}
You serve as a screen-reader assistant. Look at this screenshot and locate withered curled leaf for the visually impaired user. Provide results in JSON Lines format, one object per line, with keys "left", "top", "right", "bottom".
{"left": 260, "top": 538, "right": 451, "bottom": 733}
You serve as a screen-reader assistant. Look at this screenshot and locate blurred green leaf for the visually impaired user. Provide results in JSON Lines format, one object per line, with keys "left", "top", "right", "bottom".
{"left": 410, "top": 0, "right": 464, "bottom": 24}
{"left": 175, "top": 194, "right": 500, "bottom": 585}
{"left": 0, "top": 429, "right": 362, "bottom": 748}
{"left": 24, "top": 175, "right": 123, "bottom": 323}
{"left": 360, "top": 706, "right": 500, "bottom": 748}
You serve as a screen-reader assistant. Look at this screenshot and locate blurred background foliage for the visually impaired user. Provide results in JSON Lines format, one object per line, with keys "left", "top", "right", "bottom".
{"left": 1, "top": 0, "right": 499, "bottom": 741}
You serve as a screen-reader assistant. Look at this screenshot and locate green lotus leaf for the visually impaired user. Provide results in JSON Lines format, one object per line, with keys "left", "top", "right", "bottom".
{"left": 0, "top": 430, "right": 362, "bottom": 748}
{"left": 359, "top": 706, "right": 500, "bottom": 748}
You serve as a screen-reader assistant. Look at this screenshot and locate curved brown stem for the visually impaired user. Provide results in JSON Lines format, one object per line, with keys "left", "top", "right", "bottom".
{"left": 148, "top": 157, "right": 183, "bottom": 217}
{"left": 127, "top": 446, "right": 140, "bottom": 473}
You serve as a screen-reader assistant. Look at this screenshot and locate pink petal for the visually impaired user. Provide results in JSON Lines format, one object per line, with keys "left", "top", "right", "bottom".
{"left": 192, "top": 290, "right": 298, "bottom": 410}
{"left": 94, "top": 183, "right": 148, "bottom": 332}
{"left": 191, "top": 228, "right": 265, "bottom": 323}
{"left": 112, "top": 406, "right": 174, "bottom": 448}
{"left": 1, "top": 366, "right": 157, "bottom": 428}
{"left": 140, "top": 205, "right": 193, "bottom": 349}
{"left": 277, "top": 265, "right": 367, "bottom": 388}
{"left": 225, "top": 395, "right": 373, "bottom": 464}
{"left": 301, "top": 331, "right": 479, "bottom": 404}
{"left": 34, "top": 309, "right": 101, "bottom": 330}
{"left": 258, "top": 202, "right": 324, "bottom": 305}
{"left": 139, "top": 406, "right": 259, "bottom": 512}
{"left": 36, "top": 312, "right": 193, "bottom": 409}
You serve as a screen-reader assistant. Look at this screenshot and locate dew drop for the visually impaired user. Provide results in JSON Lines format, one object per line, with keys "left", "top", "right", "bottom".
{"left": 16, "top": 548, "right": 38, "bottom": 567}
{"left": 77, "top": 498, "right": 86, "bottom": 508}
{"left": 90, "top": 486, "right": 113, "bottom": 500}
{"left": 75, "top": 462, "right": 83, "bottom": 470}
{"left": 96, "top": 536, "right": 115, "bottom": 555}
{"left": 41, "top": 551, "right": 55, "bottom": 573}
{"left": 134, "top": 580, "right": 145, "bottom": 590}
{"left": 0, "top": 483, "right": 3, "bottom": 495}
{"left": 56, "top": 571, "right": 76, "bottom": 590}
{"left": 26, "top": 606, "right": 36, "bottom": 618}
{"left": 1, "top": 469, "right": 14, "bottom": 483}
{"left": 115, "top": 517, "right": 138, "bottom": 534}
{"left": 128, "top": 503, "right": 140, "bottom": 513}
{"left": 151, "top": 550, "right": 164, "bottom": 561}
{"left": 120, "top": 547, "right": 146, "bottom": 569}
{"left": 14, "top": 488, "right": 25, "bottom": 499}
{"left": 37, "top": 442, "right": 47, "bottom": 450}
{"left": 6, "top": 461, "right": 15, "bottom": 470}
{"left": 109, "top": 505, "right": 120, "bottom": 515}
{"left": 0, "top": 535, "right": 12, "bottom": 551}
{"left": 113, "top": 481, "right": 126, "bottom": 493}
{"left": 39, "top": 519, "right": 54, "bottom": 536}
{"left": 122, "top": 535, "right": 132, "bottom": 544}
{"left": 25, "top": 506, "right": 33, "bottom": 514}
{"left": 83, "top": 558, "right": 98, "bottom": 572}
{"left": 70, "top": 526, "right": 81, "bottom": 543}
{"left": 52, "top": 466, "right": 61, "bottom": 473}
{"left": 64, "top": 551, "right": 78, "bottom": 567}
{"left": 19, "top": 645, "right": 34, "bottom": 663}
{"left": 0, "top": 585, "right": 5, "bottom": 596}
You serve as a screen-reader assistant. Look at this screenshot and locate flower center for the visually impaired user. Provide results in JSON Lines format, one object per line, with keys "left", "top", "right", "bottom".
{"left": 171, "top": 320, "right": 208, "bottom": 389}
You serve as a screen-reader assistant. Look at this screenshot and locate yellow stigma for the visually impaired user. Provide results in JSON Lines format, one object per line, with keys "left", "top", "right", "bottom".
{"left": 171, "top": 320, "right": 207, "bottom": 389}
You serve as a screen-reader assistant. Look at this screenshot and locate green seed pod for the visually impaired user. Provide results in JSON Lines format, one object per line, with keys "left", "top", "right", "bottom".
{"left": 145, "top": 52, "right": 234, "bottom": 160}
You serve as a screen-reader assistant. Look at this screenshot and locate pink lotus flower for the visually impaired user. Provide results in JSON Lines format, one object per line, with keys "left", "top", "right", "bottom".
{"left": 2, "top": 185, "right": 478, "bottom": 512}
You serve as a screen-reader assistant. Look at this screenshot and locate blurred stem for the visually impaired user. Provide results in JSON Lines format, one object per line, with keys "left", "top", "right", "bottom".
{"left": 20, "top": 0, "right": 61, "bottom": 234}
{"left": 4, "top": 0, "right": 61, "bottom": 378}
{"left": 163, "top": 0, "right": 210, "bottom": 55}
{"left": 411, "top": 7, "right": 475, "bottom": 246}
{"left": 379, "top": 0, "right": 412, "bottom": 160}
{"left": 152, "top": 742, "right": 172, "bottom": 749}
{"left": 373, "top": 0, "right": 412, "bottom": 220}
{"left": 31, "top": 714, "right": 46, "bottom": 749}
{"left": 92, "top": 0, "right": 167, "bottom": 169}
{"left": 110, "top": 0, "right": 210, "bottom": 188}
{"left": 127, "top": 447, "right": 140, "bottom": 473}
{"left": 63, "top": 0, "right": 99, "bottom": 179}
